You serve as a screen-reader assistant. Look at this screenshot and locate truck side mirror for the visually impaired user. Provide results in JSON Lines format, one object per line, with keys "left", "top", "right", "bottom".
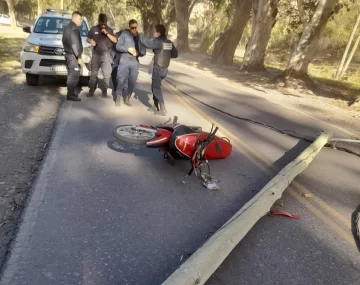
{"left": 23, "top": 26, "right": 31, "bottom": 33}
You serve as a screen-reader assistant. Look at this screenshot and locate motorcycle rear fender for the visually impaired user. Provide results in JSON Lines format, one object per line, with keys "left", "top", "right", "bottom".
{"left": 146, "top": 128, "right": 172, "bottom": 148}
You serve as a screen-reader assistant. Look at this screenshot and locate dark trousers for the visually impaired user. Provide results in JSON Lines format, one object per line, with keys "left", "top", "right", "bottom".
{"left": 111, "top": 65, "right": 118, "bottom": 92}
{"left": 65, "top": 53, "right": 80, "bottom": 97}
{"left": 89, "top": 52, "right": 112, "bottom": 95}
{"left": 152, "top": 65, "right": 168, "bottom": 104}
{"left": 115, "top": 58, "right": 139, "bottom": 98}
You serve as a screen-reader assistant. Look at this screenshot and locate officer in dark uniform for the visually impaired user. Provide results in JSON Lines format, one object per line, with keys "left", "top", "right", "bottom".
{"left": 114, "top": 19, "right": 146, "bottom": 107}
{"left": 62, "top": 11, "right": 83, "bottom": 101}
{"left": 87, "top": 14, "right": 117, "bottom": 98}
{"left": 111, "top": 29, "right": 123, "bottom": 96}
{"left": 138, "top": 24, "right": 178, "bottom": 116}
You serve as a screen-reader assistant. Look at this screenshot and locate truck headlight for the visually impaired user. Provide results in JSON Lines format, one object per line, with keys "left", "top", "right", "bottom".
{"left": 23, "top": 41, "right": 39, "bottom": 53}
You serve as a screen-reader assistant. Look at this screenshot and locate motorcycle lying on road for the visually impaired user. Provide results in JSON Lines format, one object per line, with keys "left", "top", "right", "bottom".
{"left": 113, "top": 116, "right": 232, "bottom": 190}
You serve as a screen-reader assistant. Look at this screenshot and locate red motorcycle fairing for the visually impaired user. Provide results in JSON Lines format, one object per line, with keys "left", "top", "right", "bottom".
{"left": 175, "top": 133, "right": 232, "bottom": 159}
{"left": 146, "top": 128, "right": 172, "bottom": 148}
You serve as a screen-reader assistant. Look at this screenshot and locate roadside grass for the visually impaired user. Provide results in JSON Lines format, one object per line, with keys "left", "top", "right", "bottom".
{"left": 0, "top": 27, "right": 27, "bottom": 72}
{"left": 232, "top": 51, "right": 360, "bottom": 111}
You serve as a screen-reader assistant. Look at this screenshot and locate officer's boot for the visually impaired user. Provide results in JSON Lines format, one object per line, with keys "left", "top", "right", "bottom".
{"left": 124, "top": 95, "right": 132, "bottom": 107}
{"left": 147, "top": 100, "right": 159, "bottom": 112}
{"left": 154, "top": 103, "right": 167, "bottom": 116}
{"left": 115, "top": 95, "right": 122, "bottom": 107}
{"left": 67, "top": 89, "right": 81, "bottom": 101}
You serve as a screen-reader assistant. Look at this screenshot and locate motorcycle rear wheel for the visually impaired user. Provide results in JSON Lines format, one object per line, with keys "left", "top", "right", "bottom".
{"left": 113, "top": 125, "right": 157, "bottom": 145}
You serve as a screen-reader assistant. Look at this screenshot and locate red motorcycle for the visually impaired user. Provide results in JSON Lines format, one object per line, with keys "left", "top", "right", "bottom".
{"left": 113, "top": 116, "right": 232, "bottom": 189}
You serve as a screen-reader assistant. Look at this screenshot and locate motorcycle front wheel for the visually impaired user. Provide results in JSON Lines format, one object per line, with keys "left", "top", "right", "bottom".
{"left": 113, "top": 125, "right": 157, "bottom": 145}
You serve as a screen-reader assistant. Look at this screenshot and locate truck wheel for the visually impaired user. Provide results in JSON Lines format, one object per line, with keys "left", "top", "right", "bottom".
{"left": 26, "top": 74, "right": 39, "bottom": 86}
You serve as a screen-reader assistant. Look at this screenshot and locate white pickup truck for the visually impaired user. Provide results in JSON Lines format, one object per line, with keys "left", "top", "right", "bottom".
{"left": 20, "top": 8, "right": 93, "bottom": 86}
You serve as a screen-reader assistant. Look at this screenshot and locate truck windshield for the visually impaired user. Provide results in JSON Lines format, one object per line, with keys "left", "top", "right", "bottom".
{"left": 34, "top": 17, "right": 88, "bottom": 37}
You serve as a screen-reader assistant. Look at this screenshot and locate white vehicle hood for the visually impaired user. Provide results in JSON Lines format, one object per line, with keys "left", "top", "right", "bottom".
{"left": 27, "top": 33, "right": 88, "bottom": 48}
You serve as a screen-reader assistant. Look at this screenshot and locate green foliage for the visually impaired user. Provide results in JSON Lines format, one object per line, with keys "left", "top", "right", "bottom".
{"left": 268, "top": 0, "right": 360, "bottom": 58}
{"left": 192, "top": 0, "right": 231, "bottom": 53}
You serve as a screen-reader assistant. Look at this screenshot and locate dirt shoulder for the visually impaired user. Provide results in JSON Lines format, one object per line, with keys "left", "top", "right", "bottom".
{"left": 0, "top": 27, "right": 63, "bottom": 267}
{"left": 173, "top": 51, "right": 360, "bottom": 138}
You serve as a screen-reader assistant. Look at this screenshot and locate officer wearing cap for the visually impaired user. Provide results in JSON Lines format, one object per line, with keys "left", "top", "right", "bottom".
{"left": 87, "top": 14, "right": 117, "bottom": 98}
{"left": 138, "top": 24, "right": 178, "bottom": 116}
{"left": 62, "top": 11, "right": 83, "bottom": 101}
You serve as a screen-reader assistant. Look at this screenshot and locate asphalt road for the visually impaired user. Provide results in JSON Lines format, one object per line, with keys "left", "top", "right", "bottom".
{"left": 0, "top": 56, "right": 359, "bottom": 285}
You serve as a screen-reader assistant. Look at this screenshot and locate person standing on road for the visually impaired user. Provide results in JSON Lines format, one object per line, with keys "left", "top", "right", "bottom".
{"left": 138, "top": 24, "right": 178, "bottom": 116}
{"left": 111, "top": 29, "right": 124, "bottom": 97}
{"left": 114, "top": 19, "right": 146, "bottom": 107}
{"left": 62, "top": 11, "right": 84, "bottom": 102}
{"left": 87, "top": 14, "right": 117, "bottom": 98}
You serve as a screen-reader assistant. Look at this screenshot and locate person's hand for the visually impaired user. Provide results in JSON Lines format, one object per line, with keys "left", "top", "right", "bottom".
{"left": 78, "top": 58, "right": 83, "bottom": 65}
{"left": 90, "top": 39, "right": 96, "bottom": 46}
{"left": 128, "top": 47, "right": 137, "bottom": 56}
{"left": 101, "top": 29, "right": 108, "bottom": 35}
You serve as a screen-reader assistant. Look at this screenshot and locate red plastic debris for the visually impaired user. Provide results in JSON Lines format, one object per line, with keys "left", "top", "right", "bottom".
{"left": 270, "top": 210, "right": 300, "bottom": 219}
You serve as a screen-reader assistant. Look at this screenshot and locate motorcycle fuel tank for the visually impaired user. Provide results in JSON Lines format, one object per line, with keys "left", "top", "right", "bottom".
{"left": 175, "top": 133, "right": 232, "bottom": 159}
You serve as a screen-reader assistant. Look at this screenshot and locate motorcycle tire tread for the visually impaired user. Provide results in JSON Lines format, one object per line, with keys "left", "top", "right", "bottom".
{"left": 113, "top": 125, "right": 156, "bottom": 145}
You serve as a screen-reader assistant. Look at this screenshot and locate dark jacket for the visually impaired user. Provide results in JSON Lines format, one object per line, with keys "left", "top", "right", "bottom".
{"left": 62, "top": 21, "right": 83, "bottom": 58}
{"left": 111, "top": 30, "right": 123, "bottom": 66}
{"left": 115, "top": 29, "right": 146, "bottom": 61}
{"left": 138, "top": 34, "right": 178, "bottom": 64}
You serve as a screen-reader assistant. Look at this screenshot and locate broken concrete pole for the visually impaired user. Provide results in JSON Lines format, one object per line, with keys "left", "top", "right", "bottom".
{"left": 162, "top": 131, "right": 333, "bottom": 285}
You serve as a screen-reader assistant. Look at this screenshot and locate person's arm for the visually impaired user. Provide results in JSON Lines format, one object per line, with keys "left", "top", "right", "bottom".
{"left": 87, "top": 27, "right": 96, "bottom": 46}
{"left": 101, "top": 27, "right": 117, "bottom": 43}
{"left": 71, "top": 30, "right": 81, "bottom": 58}
{"left": 171, "top": 43, "right": 178, "bottom": 59}
{"left": 139, "top": 34, "right": 161, "bottom": 50}
{"left": 135, "top": 34, "right": 146, "bottom": 57}
{"left": 116, "top": 32, "right": 128, "bottom": 53}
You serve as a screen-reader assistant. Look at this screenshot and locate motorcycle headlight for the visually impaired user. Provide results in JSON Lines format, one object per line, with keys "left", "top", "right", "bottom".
{"left": 23, "top": 41, "right": 39, "bottom": 53}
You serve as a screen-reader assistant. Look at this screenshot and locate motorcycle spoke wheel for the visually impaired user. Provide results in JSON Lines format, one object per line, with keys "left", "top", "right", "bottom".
{"left": 113, "top": 125, "right": 156, "bottom": 145}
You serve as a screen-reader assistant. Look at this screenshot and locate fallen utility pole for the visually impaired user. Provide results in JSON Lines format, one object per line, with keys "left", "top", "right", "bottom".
{"left": 162, "top": 131, "right": 333, "bottom": 285}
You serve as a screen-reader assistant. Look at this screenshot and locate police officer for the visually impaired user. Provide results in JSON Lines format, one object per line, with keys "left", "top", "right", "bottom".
{"left": 111, "top": 29, "right": 123, "bottom": 97}
{"left": 87, "top": 14, "right": 117, "bottom": 98}
{"left": 138, "top": 24, "right": 178, "bottom": 116}
{"left": 62, "top": 11, "right": 83, "bottom": 101}
{"left": 115, "top": 19, "right": 146, "bottom": 107}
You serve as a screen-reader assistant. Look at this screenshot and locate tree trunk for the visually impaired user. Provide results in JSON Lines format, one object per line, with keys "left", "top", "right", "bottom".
{"left": 335, "top": 13, "right": 360, "bottom": 79}
{"left": 6, "top": 0, "right": 17, "bottom": 28}
{"left": 174, "top": 0, "right": 191, "bottom": 52}
{"left": 340, "top": 35, "right": 360, "bottom": 77}
{"left": 297, "top": 0, "right": 307, "bottom": 28}
{"left": 164, "top": 0, "right": 176, "bottom": 35}
{"left": 37, "top": 0, "right": 41, "bottom": 16}
{"left": 211, "top": 0, "right": 252, "bottom": 65}
{"left": 240, "top": 0, "right": 279, "bottom": 71}
{"left": 153, "top": 0, "right": 163, "bottom": 24}
{"left": 141, "top": 11, "right": 152, "bottom": 36}
{"left": 106, "top": 1, "right": 117, "bottom": 28}
{"left": 282, "top": 0, "right": 339, "bottom": 79}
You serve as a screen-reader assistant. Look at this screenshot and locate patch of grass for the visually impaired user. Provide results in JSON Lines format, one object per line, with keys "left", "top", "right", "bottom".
{"left": 0, "top": 27, "right": 27, "bottom": 71}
